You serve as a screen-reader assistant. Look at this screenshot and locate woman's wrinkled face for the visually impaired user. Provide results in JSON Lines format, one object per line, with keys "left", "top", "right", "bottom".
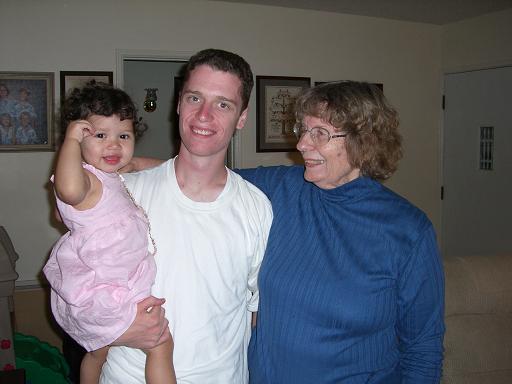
{"left": 296, "top": 115, "right": 360, "bottom": 189}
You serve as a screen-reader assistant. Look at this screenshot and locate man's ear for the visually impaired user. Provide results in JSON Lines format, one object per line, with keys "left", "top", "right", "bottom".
{"left": 236, "top": 108, "right": 248, "bottom": 130}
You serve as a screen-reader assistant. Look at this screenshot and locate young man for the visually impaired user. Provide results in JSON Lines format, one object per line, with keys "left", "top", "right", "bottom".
{"left": 100, "top": 49, "right": 272, "bottom": 383}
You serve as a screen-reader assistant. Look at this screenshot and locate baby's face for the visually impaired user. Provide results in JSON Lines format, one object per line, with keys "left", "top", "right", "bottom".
{"left": 81, "top": 114, "right": 135, "bottom": 173}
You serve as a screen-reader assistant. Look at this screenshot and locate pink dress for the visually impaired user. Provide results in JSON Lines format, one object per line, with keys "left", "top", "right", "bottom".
{"left": 43, "top": 164, "right": 156, "bottom": 351}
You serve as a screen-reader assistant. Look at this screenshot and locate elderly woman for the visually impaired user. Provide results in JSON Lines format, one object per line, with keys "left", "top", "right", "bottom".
{"left": 238, "top": 81, "right": 444, "bottom": 383}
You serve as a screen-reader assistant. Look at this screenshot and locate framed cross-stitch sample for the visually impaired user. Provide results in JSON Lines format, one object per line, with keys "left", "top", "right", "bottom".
{"left": 256, "top": 76, "right": 310, "bottom": 152}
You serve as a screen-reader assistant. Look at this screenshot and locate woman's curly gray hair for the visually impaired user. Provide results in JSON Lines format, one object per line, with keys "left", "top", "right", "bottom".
{"left": 295, "top": 81, "right": 402, "bottom": 180}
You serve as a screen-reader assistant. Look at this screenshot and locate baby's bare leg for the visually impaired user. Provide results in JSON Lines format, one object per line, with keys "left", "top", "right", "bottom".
{"left": 144, "top": 338, "right": 176, "bottom": 384}
{"left": 80, "top": 346, "right": 109, "bottom": 384}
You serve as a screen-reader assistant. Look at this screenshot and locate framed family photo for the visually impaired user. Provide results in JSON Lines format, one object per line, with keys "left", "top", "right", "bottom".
{"left": 0, "top": 72, "right": 54, "bottom": 151}
{"left": 60, "top": 71, "right": 113, "bottom": 102}
{"left": 256, "top": 76, "right": 310, "bottom": 152}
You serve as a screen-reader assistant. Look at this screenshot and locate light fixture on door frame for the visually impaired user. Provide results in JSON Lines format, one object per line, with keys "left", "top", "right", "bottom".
{"left": 143, "top": 88, "right": 158, "bottom": 112}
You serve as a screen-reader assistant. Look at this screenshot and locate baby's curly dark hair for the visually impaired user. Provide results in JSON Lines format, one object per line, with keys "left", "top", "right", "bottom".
{"left": 60, "top": 81, "right": 147, "bottom": 140}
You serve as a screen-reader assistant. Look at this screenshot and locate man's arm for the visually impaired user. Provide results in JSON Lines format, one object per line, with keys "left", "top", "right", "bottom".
{"left": 111, "top": 296, "right": 171, "bottom": 349}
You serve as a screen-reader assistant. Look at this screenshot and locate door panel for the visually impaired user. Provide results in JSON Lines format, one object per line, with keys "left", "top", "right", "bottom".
{"left": 442, "top": 67, "right": 512, "bottom": 257}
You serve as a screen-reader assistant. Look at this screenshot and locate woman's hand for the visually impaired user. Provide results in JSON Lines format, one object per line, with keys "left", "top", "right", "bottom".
{"left": 119, "top": 157, "right": 166, "bottom": 173}
{"left": 111, "top": 296, "right": 171, "bottom": 349}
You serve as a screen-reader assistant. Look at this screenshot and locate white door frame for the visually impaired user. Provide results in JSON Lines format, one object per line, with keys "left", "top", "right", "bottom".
{"left": 115, "top": 49, "right": 191, "bottom": 88}
{"left": 115, "top": 49, "right": 241, "bottom": 168}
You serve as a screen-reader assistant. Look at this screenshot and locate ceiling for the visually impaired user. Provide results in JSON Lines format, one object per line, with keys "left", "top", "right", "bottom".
{"left": 207, "top": 0, "right": 512, "bottom": 25}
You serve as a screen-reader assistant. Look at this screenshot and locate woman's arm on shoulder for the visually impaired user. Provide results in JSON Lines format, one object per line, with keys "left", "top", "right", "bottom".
{"left": 119, "top": 157, "right": 166, "bottom": 173}
{"left": 235, "top": 165, "right": 293, "bottom": 198}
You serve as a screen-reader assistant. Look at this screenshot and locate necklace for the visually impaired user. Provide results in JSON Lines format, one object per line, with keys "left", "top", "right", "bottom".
{"left": 117, "top": 173, "right": 157, "bottom": 256}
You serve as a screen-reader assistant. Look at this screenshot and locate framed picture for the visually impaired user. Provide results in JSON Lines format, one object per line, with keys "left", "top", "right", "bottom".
{"left": 256, "top": 76, "right": 310, "bottom": 152}
{"left": 315, "top": 81, "right": 383, "bottom": 91}
{"left": 0, "top": 72, "right": 54, "bottom": 151}
{"left": 60, "top": 71, "right": 113, "bottom": 102}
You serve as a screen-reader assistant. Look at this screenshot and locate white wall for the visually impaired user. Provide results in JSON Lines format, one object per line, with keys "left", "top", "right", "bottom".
{"left": 442, "top": 8, "right": 512, "bottom": 72}
{"left": 1, "top": 0, "right": 443, "bottom": 283}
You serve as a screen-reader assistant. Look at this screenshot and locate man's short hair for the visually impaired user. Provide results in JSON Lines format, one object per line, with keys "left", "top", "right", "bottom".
{"left": 183, "top": 48, "right": 254, "bottom": 111}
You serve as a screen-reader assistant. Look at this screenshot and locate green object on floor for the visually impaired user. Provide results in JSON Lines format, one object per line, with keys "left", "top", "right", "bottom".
{"left": 14, "top": 332, "right": 69, "bottom": 384}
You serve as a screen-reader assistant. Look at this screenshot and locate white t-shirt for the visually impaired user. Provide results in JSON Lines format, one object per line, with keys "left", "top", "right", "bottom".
{"left": 100, "top": 158, "right": 272, "bottom": 384}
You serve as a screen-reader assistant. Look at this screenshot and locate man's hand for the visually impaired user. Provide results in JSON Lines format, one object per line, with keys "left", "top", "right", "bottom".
{"left": 111, "top": 296, "right": 170, "bottom": 349}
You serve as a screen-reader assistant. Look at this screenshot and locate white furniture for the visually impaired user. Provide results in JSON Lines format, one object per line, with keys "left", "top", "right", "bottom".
{"left": 442, "top": 254, "right": 512, "bottom": 384}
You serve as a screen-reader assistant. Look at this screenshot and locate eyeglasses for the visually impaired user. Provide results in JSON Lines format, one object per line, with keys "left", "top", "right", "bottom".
{"left": 293, "top": 123, "right": 347, "bottom": 147}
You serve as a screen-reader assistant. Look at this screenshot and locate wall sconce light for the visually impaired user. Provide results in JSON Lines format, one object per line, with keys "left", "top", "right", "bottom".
{"left": 143, "top": 88, "right": 158, "bottom": 112}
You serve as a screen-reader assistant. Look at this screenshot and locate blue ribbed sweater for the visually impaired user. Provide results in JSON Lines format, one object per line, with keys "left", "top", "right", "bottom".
{"left": 237, "top": 166, "right": 445, "bottom": 384}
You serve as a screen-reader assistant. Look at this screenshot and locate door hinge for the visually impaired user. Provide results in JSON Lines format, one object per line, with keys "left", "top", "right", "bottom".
{"left": 441, "top": 186, "right": 444, "bottom": 200}
{"left": 442, "top": 95, "right": 445, "bottom": 110}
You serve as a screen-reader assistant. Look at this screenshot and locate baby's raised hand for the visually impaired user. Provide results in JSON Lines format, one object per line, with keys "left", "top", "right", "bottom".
{"left": 65, "top": 120, "right": 95, "bottom": 143}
